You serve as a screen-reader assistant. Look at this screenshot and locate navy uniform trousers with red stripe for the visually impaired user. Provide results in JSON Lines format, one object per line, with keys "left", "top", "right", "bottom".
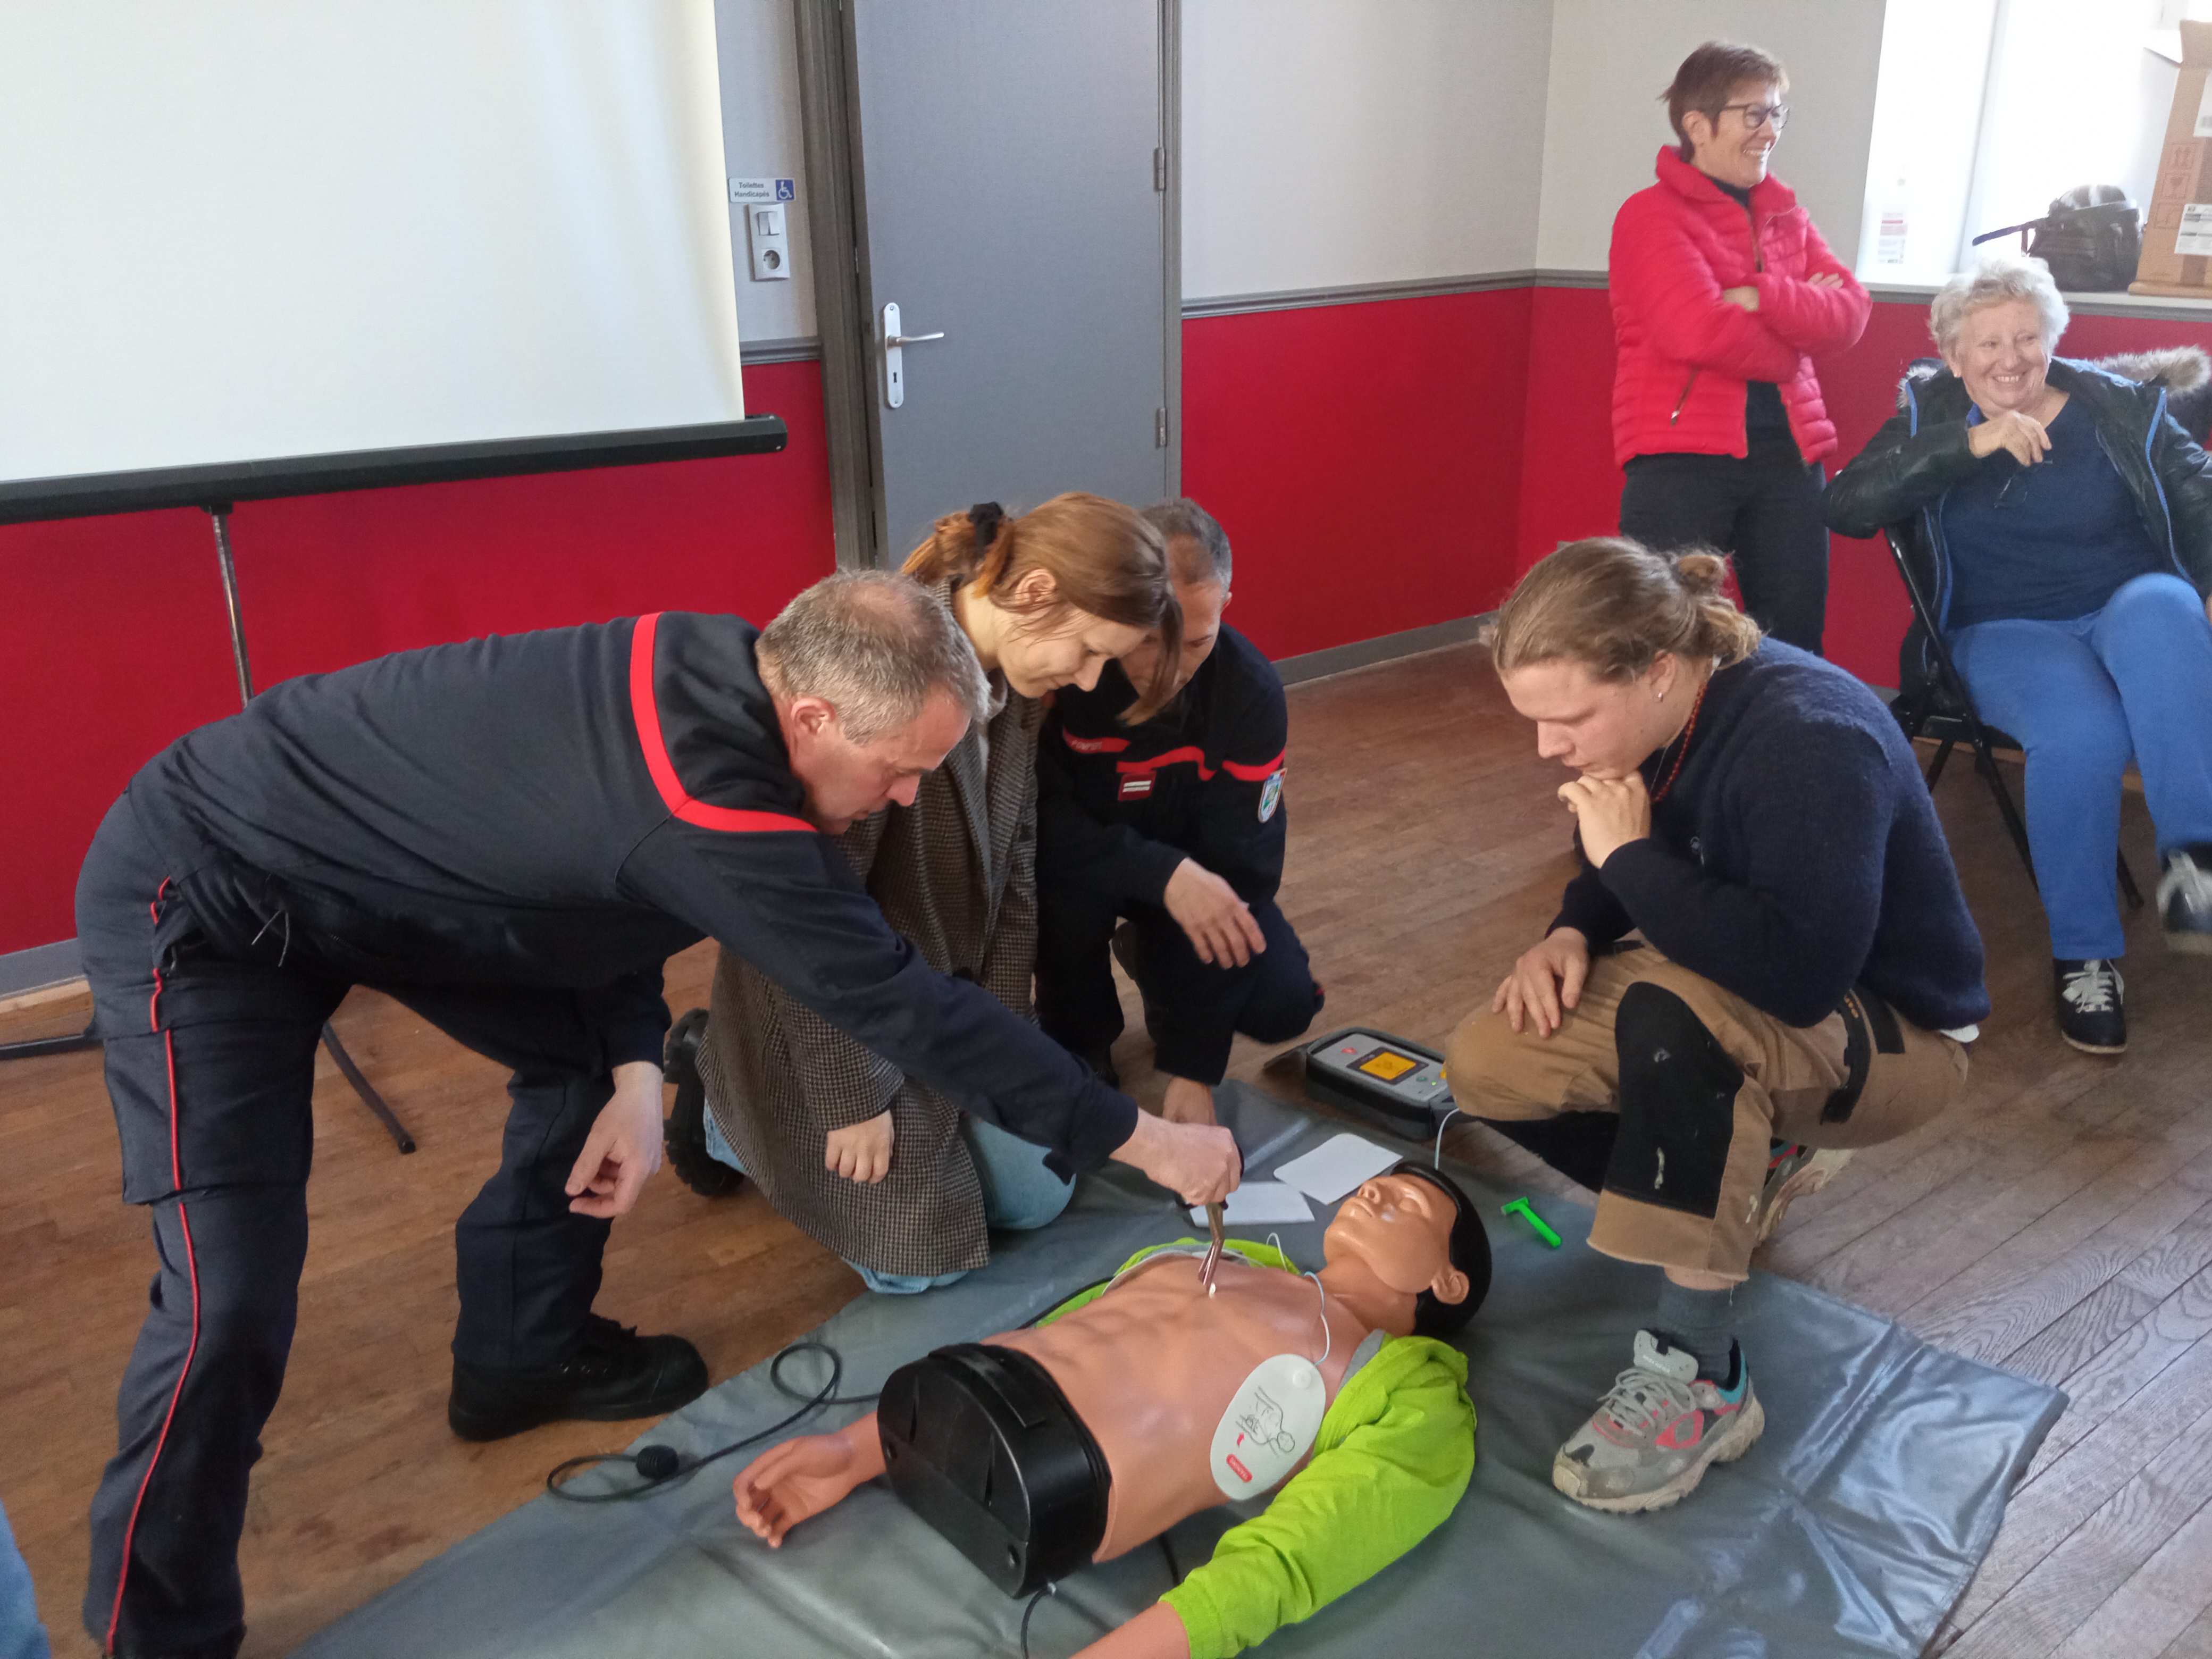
{"left": 76, "top": 805, "right": 622, "bottom": 1659}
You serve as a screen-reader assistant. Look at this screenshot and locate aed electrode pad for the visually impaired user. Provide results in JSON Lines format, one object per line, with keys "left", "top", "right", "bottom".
{"left": 1210, "top": 1353, "right": 1326, "bottom": 1499}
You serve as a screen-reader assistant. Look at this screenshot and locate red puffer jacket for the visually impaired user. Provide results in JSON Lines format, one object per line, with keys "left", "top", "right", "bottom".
{"left": 1608, "top": 147, "right": 1870, "bottom": 466}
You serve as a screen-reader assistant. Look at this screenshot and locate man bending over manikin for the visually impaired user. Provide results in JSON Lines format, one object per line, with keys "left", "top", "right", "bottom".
{"left": 734, "top": 1163, "right": 1490, "bottom": 1659}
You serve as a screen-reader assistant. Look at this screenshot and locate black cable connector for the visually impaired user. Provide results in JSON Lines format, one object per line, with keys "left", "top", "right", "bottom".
{"left": 544, "top": 1340, "right": 879, "bottom": 1504}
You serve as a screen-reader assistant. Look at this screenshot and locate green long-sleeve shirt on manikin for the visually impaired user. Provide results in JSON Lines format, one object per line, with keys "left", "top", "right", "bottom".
{"left": 1041, "top": 1243, "right": 1477, "bottom": 1659}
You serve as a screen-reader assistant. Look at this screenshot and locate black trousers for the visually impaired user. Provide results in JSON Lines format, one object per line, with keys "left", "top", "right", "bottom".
{"left": 1034, "top": 881, "right": 1320, "bottom": 1085}
{"left": 75, "top": 801, "right": 623, "bottom": 1656}
{"left": 1619, "top": 451, "right": 1830, "bottom": 655}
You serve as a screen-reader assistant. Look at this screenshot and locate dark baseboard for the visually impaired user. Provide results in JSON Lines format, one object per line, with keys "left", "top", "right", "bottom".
{"left": 1274, "top": 614, "right": 1492, "bottom": 686}
{"left": 0, "top": 939, "right": 83, "bottom": 1001}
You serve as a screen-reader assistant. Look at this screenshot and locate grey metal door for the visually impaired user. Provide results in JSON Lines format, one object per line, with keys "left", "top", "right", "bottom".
{"left": 833, "top": 1, "right": 1173, "bottom": 563}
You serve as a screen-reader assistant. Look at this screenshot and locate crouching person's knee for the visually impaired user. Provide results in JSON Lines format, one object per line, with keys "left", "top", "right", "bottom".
{"left": 1445, "top": 1006, "right": 1554, "bottom": 1122}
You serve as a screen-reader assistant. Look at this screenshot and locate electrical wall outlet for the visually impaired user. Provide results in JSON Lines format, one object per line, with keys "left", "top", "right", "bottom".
{"left": 746, "top": 203, "right": 790, "bottom": 281}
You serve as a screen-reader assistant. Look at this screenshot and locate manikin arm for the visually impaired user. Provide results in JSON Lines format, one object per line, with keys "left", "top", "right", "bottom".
{"left": 732, "top": 1415, "right": 885, "bottom": 1546}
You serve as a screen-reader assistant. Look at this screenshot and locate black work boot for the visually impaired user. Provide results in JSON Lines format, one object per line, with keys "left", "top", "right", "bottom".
{"left": 2159, "top": 844, "right": 2212, "bottom": 954}
{"left": 2053, "top": 958, "right": 2126, "bottom": 1054}
{"left": 448, "top": 1315, "right": 710, "bottom": 1441}
{"left": 662, "top": 1007, "right": 742, "bottom": 1199}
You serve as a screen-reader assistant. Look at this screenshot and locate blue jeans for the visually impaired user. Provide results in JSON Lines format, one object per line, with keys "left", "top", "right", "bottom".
{"left": 1952, "top": 573, "right": 2212, "bottom": 959}
{"left": 0, "top": 1495, "right": 51, "bottom": 1659}
{"left": 700, "top": 1109, "right": 1072, "bottom": 1294}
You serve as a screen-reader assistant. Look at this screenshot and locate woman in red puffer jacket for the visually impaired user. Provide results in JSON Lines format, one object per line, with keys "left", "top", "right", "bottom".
{"left": 1610, "top": 40, "right": 1870, "bottom": 654}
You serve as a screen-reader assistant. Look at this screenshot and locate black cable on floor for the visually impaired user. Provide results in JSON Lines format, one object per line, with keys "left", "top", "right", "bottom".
{"left": 544, "top": 1339, "right": 878, "bottom": 1503}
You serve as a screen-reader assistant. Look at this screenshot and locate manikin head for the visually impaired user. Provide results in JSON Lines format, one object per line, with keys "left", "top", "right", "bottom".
{"left": 902, "top": 492, "right": 1184, "bottom": 719}
{"left": 1323, "top": 1162, "right": 1490, "bottom": 1337}
{"left": 1932, "top": 254, "right": 2070, "bottom": 420}
{"left": 755, "top": 572, "right": 989, "bottom": 834}
{"left": 1119, "top": 497, "right": 1233, "bottom": 702}
{"left": 1488, "top": 537, "right": 1763, "bottom": 780}
{"left": 1664, "top": 40, "right": 1789, "bottom": 190}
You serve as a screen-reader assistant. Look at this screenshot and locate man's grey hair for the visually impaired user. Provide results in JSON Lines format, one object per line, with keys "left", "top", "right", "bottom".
{"left": 1931, "top": 252, "right": 2069, "bottom": 359}
{"left": 1142, "top": 496, "right": 1232, "bottom": 588}
{"left": 756, "top": 571, "right": 990, "bottom": 742}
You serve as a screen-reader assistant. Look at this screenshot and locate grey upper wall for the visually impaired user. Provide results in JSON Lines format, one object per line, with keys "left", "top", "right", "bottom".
{"left": 715, "top": 0, "right": 814, "bottom": 347}
{"left": 1535, "top": 0, "right": 1886, "bottom": 274}
{"left": 1179, "top": 0, "right": 1555, "bottom": 298}
{"left": 710, "top": 1, "right": 1891, "bottom": 315}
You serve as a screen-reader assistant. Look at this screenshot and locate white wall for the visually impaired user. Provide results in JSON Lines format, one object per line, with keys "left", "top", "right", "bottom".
{"left": 1180, "top": 0, "right": 1554, "bottom": 299}
{"left": 714, "top": 0, "right": 814, "bottom": 346}
{"left": 1533, "top": 0, "right": 1888, "bottom": 273}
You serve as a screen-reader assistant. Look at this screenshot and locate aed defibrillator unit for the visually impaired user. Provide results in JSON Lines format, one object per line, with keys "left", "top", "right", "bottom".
{"left": 1295, "top": 1027, "right": 1456, "bottom": 1138}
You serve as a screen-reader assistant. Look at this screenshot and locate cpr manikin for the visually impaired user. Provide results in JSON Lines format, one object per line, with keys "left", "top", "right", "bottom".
{"left": 734, "top": 1163, "right": 1491, "bottom": 1659}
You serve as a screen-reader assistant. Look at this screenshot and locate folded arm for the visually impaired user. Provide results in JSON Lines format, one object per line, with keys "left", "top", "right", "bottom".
{"left": 1612, "top": 203, "right": 1801, "bottom": 383}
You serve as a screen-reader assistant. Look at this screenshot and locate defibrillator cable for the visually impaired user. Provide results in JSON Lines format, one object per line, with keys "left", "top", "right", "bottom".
{"left": 543, "top": 1339, "right": 878, "bottom": 1504}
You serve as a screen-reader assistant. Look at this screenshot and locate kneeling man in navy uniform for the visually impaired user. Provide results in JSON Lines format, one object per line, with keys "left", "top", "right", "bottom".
{"left": 1035, "top": 499, "right": 1323, "bottom": 1125}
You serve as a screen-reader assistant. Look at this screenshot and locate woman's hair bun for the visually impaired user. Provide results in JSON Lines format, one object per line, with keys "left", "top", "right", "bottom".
{"left": 1671, "top": 549, "right": 1729, "bottom": 594}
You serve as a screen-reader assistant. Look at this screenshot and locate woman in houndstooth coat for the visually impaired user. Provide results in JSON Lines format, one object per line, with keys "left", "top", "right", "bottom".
{"left": 696, "top": 494, "right": 1184, "bottom": 1288}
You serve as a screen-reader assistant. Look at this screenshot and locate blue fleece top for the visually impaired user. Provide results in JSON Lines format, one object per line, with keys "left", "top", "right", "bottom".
{"left": 1943, "top": 396, "right": 2167, "bottom": 630}
{"left": 1551, "top": 641, "right": 1989, "bottom": 1031}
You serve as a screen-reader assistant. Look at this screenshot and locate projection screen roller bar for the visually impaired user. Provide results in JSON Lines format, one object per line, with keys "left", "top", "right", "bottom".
{"left": 0, "top": 417, "right": 787, "bottom": 527}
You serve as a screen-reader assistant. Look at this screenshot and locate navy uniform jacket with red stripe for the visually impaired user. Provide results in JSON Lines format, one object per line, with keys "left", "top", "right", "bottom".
{"left": 122, "top": 610, "right": 1136, "bottom": 1167}
{"left": 1036, "top": 621, "right": 1287, "bottom": 906}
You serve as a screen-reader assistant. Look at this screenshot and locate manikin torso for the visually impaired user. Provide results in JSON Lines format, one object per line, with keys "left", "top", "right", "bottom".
{"left": 988, "top": 1251, "right": 1369, "bottom": 1561}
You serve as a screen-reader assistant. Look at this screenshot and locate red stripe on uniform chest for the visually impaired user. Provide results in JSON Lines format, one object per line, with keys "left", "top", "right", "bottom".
{"left": 628, "top": 612, "right": 816, "bottom": 835}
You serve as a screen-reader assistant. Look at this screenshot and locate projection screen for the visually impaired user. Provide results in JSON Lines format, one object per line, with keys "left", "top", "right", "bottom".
{"left": 0, "top": 1, "right": 748, "bottom": 492}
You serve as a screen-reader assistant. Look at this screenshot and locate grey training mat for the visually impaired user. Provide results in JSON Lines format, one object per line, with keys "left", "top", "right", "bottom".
{"left": 297, "top": 1085, "right": 2065, "bottom": 1659}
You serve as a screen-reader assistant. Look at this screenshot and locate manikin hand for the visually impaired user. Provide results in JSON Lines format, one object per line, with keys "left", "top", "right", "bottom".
{"left": 1493, "top": 927, "right": 1591, "bottom": 1038}
{"left": 1967, "top": 409, "right": 2051, "bottom": 467}
{"left": 1163, "top": 859, "right": 1266, "bottom": 967}
{"left": 825, "top": 1110, "right": 894, "bottom": 1183}
{"left": 1557, "top": 772, "right": 1650, "bottom": 869}
{"left": 1160, "top": 1076, "right": 1217, "bottom": 1127}
{"left": 733, "top": 1421, "right": 885, "bottom": 1547}
{"left": 565, "top": 1061, "right": 665, "bottom": 1218}
{"left": 1110, "top": 1108, "right": 1241, "bottom": 1205}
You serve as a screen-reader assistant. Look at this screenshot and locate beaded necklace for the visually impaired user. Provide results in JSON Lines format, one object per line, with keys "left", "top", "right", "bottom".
{"left": 1649, "top": 675, "right": 1710, "bottom": 803}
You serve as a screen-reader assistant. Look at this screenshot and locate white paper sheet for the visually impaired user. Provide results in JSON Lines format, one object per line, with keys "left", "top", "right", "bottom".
{"left": 1187, "top": 1182, "right": 1316, "bottom": 1228}
{"left": 1271, "top": 1134, "right": 1402, "bottom": 1205}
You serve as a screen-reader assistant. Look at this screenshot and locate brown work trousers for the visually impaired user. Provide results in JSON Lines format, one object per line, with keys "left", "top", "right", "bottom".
{"left": 1447, "top": 946, "right": 1971, "bottom": 1282}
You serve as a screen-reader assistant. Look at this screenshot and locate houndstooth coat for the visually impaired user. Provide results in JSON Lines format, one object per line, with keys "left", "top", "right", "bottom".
{"left": 697, "top": 676, "right": 1044, "bottom": 1276}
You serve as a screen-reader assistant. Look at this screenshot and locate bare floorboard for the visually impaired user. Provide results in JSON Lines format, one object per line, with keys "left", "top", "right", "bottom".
{"left": 3, "top": 640, "right": 2207, "bottom": 1656}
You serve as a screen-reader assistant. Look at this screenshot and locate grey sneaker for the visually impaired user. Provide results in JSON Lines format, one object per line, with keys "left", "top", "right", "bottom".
{"left": 1754, "top": 1143, "right": 1854, "bottom": 1246}
{"left": 2159, "top": 845, "right": 2212, "bottom": 955}
{"left": 1552, "top": 1330, "right": 1764, "bottom": 1513}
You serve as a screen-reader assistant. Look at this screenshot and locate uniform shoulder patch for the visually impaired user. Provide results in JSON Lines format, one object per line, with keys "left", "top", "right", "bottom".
{"left": 1259, "top": 768, "right": 1285, "bottom": 822}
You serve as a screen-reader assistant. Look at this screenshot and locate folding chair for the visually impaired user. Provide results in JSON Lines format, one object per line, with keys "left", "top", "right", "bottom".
{"left": 1882, "top": 527, "right": 2143, "bottom": 908}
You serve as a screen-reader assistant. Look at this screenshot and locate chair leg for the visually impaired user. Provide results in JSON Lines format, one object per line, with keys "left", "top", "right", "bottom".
{"left": 1971, "top": 740, "right": 2040, "bottom": 890}
{"left": 2118, "top": 851, "right": 2145, "bottom": 910}
{"left": 0, "top": 1024, "right": 100, "bottom": 1061}
{"left": 1926, "top": 737, "right": 1957, "bottom": 787}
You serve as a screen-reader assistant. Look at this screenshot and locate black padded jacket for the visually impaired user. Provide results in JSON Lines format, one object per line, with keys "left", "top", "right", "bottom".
{"left": 1824, "top": 357, "right": 2212, "bottom": 686}
{"left": 121, "top": 611, "right": 1138, "bottom": 1169}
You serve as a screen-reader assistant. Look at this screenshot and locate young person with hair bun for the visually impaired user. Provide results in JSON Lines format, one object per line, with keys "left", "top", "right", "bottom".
{"left": 1446, "top": 537, "right": 1987, "bottom": 1514}
{"left": 675, "top": 493, "right": 1187, "bottom": 1293}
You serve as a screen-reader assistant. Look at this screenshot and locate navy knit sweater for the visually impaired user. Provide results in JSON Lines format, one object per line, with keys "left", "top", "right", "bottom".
{"left": 1552, "top": 641, "right": 1989, "bottom": 1031}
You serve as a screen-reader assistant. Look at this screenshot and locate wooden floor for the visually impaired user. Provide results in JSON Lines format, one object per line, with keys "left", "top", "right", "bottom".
{"left": 4, "top": 640, "right": 2210, "bottom": 1657}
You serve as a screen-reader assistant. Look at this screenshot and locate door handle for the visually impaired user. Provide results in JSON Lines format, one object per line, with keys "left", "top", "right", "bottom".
{"left": 882, "top": 301, "right": 943, "bottom": 408}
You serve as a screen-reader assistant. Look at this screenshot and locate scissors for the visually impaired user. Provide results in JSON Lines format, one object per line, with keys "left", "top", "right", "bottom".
{"left": 1200, "top": 1201, "right": 1226, "bottom": 1293}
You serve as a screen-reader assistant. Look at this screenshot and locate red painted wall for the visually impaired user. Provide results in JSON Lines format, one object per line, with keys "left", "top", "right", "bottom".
{"left": 0, "top": 359, "right": 835, "bottom": 956}
{"left": 1181, "top": 288, "right": 1534, "bottom": 660}
{"left": 14, "top": 295, "right": 2212, "bottom": 959}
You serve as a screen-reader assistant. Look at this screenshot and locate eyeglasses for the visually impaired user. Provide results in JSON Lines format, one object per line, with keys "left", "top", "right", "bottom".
{"left": 1717, "top": 102, "right": 1789, "bottom": 132}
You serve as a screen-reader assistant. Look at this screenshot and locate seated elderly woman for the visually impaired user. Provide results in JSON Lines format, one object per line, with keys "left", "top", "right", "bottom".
{"left": 1826, "top": 253, "right": 2212, "bottom": 1054}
